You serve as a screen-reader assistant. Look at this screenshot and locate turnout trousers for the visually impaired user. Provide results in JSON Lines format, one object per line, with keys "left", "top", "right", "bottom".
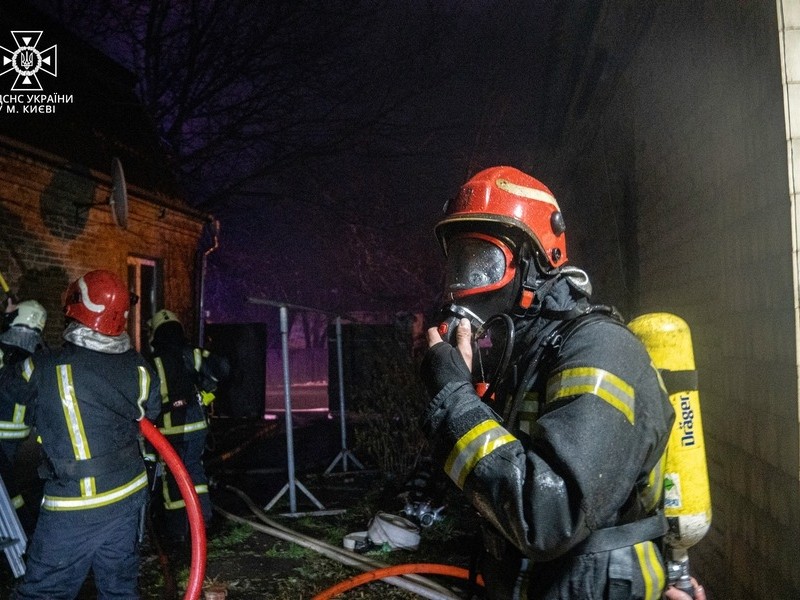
{"left": 161, "top": 430, "right": 211, "bottom": 539}
{"left": 12, "top": 492, "right": 144, "bottom": 600}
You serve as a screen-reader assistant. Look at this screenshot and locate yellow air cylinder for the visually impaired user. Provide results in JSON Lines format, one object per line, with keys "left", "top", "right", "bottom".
{"left": 628, "top": 313, "right": 711, "bottom": 554}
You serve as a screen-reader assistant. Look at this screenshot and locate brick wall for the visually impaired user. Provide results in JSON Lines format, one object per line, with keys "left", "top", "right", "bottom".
{"left": 0, "top": 138, "right": 204, "bottom": 349}
{"left": 548, "top": 2, "right": 799, "bottom": 598}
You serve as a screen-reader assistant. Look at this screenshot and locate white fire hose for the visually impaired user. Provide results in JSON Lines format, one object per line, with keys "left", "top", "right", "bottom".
{"left": 217, "top": 485, "right": 461, "bottom": 600}
{"left": 366, "top": 511, "right": 421, "bottom": 551}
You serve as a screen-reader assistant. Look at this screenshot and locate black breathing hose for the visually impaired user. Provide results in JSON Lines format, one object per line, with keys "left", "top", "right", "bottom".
{"left": 474, "top": 313, "right": 515, "bottom": 404}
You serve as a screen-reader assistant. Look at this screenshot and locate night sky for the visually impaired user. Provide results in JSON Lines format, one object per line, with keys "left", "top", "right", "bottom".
{"left": 27, "top": 0, "right": 582, "bottom": 320}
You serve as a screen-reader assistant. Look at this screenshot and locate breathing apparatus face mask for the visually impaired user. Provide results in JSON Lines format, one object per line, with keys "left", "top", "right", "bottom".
{"left": 443, "top": 235, "right": 512, "bottom": 297}
{"left": 436, "top": 233, "right": 519, "bottom": 346}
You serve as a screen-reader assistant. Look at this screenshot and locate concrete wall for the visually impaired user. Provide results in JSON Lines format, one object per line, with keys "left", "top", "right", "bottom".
{"left": 0, "top": 138, "right": 204, "bottom": 348}
{"left": 550, "top": 2, "right": 799, "bottom": 598}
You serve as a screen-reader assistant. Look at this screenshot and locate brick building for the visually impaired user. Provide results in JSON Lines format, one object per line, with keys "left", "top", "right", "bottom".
{"left": 0, "top": 4, "right": 208, "bottom": 351}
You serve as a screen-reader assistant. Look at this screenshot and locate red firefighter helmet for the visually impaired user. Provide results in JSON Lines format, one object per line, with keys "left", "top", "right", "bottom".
{"left": 63, "top": 270, "right": 131, "bottom": 336}
{"left": 436, "top": 166, "right": 567, "bottom": 275}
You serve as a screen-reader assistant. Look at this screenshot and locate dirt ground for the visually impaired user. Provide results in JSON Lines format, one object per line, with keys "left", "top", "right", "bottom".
{"left": 0, "top": 414, "right": 481, "bottom": 599}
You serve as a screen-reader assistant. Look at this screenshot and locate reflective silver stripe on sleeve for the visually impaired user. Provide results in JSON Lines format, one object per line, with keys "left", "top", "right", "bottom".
{"left": 12, "top": 403, "right": 25, "bottom": 424}
{"left": 444, "top": 420, "right": 516, "bottom": 489}
{"left": 546, "top": 367, "right": 635, "bottom": 424}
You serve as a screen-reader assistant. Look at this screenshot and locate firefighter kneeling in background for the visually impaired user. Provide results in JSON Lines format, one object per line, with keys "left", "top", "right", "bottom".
{"left": 147, "top": 309, "right": 229, "bottom": 543}
{"left": 1, "top": 269, "right": 160, "bottom": 599}
{"left": 420, "top": 166, "right": 704, "bottom": 600}
{"left": 0, "top": 299, "right": 47, "bottom": 534}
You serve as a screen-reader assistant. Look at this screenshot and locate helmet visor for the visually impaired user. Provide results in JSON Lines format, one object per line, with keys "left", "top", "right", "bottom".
{"left": 443, "top": 234, "right": 515, "bottom": 299}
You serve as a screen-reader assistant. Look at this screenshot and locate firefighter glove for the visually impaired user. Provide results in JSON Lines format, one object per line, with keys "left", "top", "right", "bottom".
{"left": 421, "top": 341, "right": 472, "bottom": 398}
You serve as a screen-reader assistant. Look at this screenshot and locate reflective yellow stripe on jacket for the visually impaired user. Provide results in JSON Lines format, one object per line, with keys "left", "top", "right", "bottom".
{"left": 159, "top": 421, "right": 207, "bottom": 436}
{"left": 136, "top": 365, "right": 151, "bottom": 420}
{"left": 163, "top": 480, "right": 209, "bottom": 510}
{"left": 0, "top": 403, "right": 29, "bottom": 439}
{"left": 444, "top": 420, "right": 516, "bottom": 489}
{"left": 21, "top": 357, "right": 34, "bottom": 381}
{"left": 634, "top": 540, "right": 666, "bottom": 600}
{"left": 640, "top": 452, "right": 666, "bottom": 512}
{"left": 517, "top": 391, "right": 539, "bottom": 436}
{"left": 546, "top": 367, "right": 635, "bottom": 424}
{"left": 57, "top": 364, "right": 95, "bottom": 496}
{"left": 193, "top": 348, "right": 210, "bottom": 370}
{"left": 154, "top": 357, "right": 207, "bottom": 437}
{"left": 40, "top": 364, "right": 148, "bottom": 511}
{"left": 43, "top": 472, "right": 148, "bottom": 511}
{"left": 154, "top": 357, "right": 170, "bottom": 408}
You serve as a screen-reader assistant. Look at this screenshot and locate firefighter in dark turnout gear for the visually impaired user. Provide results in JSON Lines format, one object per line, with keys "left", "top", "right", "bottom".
{"left": 0, "top": 299, "right": 47, "bottom": 534}
{"left": 147, "top": 309, "right": 229, "bottom": 542}
{"left": 421, "top": 166, "right": 691, "bottom": 600}
{"left": 0, "top": 270, "right": 160, "bottom": 599}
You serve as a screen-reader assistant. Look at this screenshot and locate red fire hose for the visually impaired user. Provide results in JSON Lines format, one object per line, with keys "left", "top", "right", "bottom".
{"left": 139, "top": 418, "right": 207, "bottom": 600}
{"left": 311, "top": 563, "right": 484, "bottom": 600}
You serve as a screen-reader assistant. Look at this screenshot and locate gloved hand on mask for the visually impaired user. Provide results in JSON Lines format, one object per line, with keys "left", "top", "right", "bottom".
{"left": 420, "top": 318, "right": 473, "bottom": 397}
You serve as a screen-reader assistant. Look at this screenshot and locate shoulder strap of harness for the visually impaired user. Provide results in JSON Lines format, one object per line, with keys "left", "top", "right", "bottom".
{"left": 504, "top": 304, "right": 624, "bottom": 425}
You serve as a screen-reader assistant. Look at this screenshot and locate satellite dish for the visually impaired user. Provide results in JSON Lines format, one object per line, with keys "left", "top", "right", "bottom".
{"left": 109, "top": 157, "right": 129, "bottom": 229}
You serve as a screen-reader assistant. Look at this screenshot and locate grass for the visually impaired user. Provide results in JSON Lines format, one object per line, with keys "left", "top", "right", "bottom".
{"left": 207, "top": 522, "right": 254, "bottom": 550}
{"left": 164, "top": 471, "right": 481, "bottom": 599}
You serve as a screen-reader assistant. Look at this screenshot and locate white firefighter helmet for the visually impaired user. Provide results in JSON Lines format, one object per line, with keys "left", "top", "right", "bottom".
{"left": 0, "top": 299, "right": 47, "bottom": 354}
{"left": 12, "top": 300, "right": 47, "bottom": 332}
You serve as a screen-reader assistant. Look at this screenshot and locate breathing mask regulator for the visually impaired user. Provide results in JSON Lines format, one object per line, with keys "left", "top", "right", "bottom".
{"left": 435, "top": 303, "right": 483, "bottom": 347}
{"left": 435, "top": 303, "right": 515, "bottom": 402}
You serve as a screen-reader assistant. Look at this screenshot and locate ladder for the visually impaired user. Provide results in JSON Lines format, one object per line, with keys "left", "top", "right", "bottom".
{"left": 0, "top": 474, "right": 26, "bottom": 578}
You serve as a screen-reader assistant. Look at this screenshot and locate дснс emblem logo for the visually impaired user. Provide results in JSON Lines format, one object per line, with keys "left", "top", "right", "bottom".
{"left": 0, "top": 31, "right": 57, "bottom": 92}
